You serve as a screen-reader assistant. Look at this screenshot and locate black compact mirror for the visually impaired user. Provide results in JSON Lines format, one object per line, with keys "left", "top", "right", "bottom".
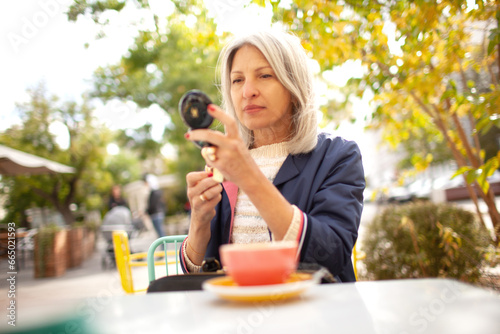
{"left": 179, "top": 90, "right": 214, "bottom": 148}
{"left": 179, "top": 89, "right": 224, "bottom": 182}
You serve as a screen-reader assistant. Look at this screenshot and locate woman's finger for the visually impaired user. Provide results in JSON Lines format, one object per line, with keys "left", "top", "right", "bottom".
{"left": 184, "top": 103, "right": 241, "bottom": 148}
{"left": 186, "top": 171, "right": 212, "bottom": 187}
{"left": 200, "top": 183, "right": 223, "bottom": 201}
{"left": 185, "top": 129, "right": 226, "bottom": 149}
{"left": 207, "top": 104, "right": 239, "bottom": 138}
{"left": 187, "top": 172, "right": 220, "bottom": 197}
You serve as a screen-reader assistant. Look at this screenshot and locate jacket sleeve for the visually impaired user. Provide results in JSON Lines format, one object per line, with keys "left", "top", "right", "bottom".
{"left": 297, "top": 139, "right": 365, "bottom": 281}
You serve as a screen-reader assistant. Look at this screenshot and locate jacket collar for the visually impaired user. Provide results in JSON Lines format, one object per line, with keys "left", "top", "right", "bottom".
{"left": 273, "top": 153, "right": 310, "bottom": 186}
{"left": 274, "top": 134, "right": 325, "bottom": 186}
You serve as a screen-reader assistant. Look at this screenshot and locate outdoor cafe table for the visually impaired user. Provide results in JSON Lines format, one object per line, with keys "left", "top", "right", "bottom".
{"left": 90, "top": 278, "right": 500, "bottom": 334}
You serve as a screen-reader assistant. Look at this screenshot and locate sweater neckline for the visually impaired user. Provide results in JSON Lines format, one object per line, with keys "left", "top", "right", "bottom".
{"left": 250, "top": 141, "right": 289, "bottom": 159}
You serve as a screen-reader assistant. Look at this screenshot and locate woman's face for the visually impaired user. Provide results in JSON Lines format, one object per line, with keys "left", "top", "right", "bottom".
{"left": 230, "top": 45, "right": 293, "bottom": 145}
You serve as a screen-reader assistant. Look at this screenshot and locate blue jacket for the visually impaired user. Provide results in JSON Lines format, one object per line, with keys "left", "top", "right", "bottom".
{"left": 181, "top": 133, "right": 365, "bottom": 282}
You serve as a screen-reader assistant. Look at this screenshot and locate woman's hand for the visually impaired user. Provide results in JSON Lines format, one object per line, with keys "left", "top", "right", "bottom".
{"left": 185, "top": 170, "right": 222, "bottom": 265}
{"left": 186, "top": 172, "right": 222, "bottom": 225}
{"left": 185, "top": 104, "right": 260, "bottom": 188}
{"left": 186, "top": 170, "right": 222, "bottom": 229}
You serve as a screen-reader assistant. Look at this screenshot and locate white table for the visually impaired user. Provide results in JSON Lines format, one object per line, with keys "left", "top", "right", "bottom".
{"left": 89, "top": 278, "right": 500, "bottom": 334}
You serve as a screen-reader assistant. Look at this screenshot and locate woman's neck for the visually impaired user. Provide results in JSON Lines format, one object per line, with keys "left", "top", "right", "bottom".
{"left": 252, "top": 132, "right": 290, "bottom": 148}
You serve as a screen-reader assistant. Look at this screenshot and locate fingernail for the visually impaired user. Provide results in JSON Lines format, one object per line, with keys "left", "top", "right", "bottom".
{"left": 207, "top": 104, "right": 216, "bottom": 111}
{"left": 184, "top": 133, "right": 190, "bottom": 139}
{"left": 208, "top": 173, "right": 213, "bottom": 177}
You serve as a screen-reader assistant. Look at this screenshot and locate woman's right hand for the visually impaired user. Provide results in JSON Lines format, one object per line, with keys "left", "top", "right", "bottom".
{"left": 187, "top": 170, "right": 223, "bottom": 225}
{"left": 185, "top": 170, "right": 222, "bottom": 264}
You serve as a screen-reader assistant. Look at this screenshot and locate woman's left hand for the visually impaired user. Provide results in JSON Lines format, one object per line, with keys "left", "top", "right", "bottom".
{"left": 185, "top": 104, "right": 259, "bottom": 187}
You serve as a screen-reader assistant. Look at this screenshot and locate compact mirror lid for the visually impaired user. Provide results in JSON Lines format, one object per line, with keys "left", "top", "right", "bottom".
{"left": 178, "top": 90, "right": 214, "bottom": 130}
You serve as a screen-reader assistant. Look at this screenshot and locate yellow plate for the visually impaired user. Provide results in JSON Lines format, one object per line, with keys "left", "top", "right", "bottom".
{"left": 202, "top": 273, "right": 318, "bottom": 302}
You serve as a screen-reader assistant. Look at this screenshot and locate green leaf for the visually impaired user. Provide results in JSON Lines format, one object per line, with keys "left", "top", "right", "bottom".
{"left": 450, "top": 166, "right": 473, "bottom": 180}
{"left": 478, "top": 157, "right": 500, "bottom": 194}
{"left": 477, "top": 173, "right": 490, "bottom": 194}
{"left": 476, "top": 116, "right": 492, "bottom": 133}
{"left": 465, "top": 170, "right": 478, "bottom": 184}
{"left": 488, "top": 29, "right": 500, "bottom": 55}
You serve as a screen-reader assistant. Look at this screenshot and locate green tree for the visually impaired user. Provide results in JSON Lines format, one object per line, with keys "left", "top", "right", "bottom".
{"left": 268, "top": 0, "right": 500, "bottom": 243}
{"left": 68, "top": 0, "right": 226, "bottom": 210}
{"left": 0, "top": 83, "right": 125, "bottom": 226}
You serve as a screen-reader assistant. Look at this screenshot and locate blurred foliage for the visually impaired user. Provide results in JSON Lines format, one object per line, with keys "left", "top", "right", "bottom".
{"left": 0, "top": 83, "right": 141, "bottom": 226}
{"left": 268, "top": 0, "right": 500, "bottom": 242}
{"left": 67, "top": 0, "right": 227, "bottom": 213}
{"left": 67, "top": 0, "right": 127, "bottom": 22}
{"left": 363, "top": 202, "right": 491, "bottom": 282}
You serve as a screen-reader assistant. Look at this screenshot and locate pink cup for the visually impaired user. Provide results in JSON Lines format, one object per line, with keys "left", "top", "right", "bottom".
{"left": 220, "top": 241, "right": 299, "bottom": 286}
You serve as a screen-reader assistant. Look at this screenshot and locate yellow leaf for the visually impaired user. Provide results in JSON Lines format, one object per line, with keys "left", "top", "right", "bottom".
{"left": 456, "top": 104, "right": 468, "bottom": 117}
{"left": 330, "top": 4, "right": 344, "bottom": 17}
{"left": 367, "top": 12, "right": 380, "bottom": 22}
{"left": 425, "top": 153, "right": 433, "bottom": 163}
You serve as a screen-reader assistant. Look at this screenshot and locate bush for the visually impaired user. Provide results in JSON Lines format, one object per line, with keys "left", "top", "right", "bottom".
{"left": 363, "top": 202, "right": 490, "bottom": 282}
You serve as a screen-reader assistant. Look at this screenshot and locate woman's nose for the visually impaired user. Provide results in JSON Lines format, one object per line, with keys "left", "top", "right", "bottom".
{"left": 242, "top": 79, "right": 258, "bottom": 98}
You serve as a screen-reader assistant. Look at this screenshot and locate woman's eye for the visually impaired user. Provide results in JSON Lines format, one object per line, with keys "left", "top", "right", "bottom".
{"left": 261, "top": 74, "right": 272, "bottom": 79}
{"left": 232, "top": 78, "right": 242, "bottom": 84}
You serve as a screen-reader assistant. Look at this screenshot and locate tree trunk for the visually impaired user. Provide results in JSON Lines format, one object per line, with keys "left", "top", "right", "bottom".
{"left": 32, "top": 183, "right": 76, "bottom": 226}
{"left": 481, "top": 186, "right": 500, "bottom": 243}
{"left": 57, "top": 203, "right": 76, "bottom": 225}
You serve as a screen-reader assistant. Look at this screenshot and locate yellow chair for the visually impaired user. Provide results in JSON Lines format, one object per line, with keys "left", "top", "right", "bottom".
{"left": 353, "top": 242, "right": 366, "bottom": 280}
{"left": 112, "top": 230, "right": 176, "bottom": 294}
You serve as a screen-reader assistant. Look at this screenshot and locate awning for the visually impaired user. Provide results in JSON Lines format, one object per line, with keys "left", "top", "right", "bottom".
{"left": 0, "top": 144, "right": 75, "bottom": 175}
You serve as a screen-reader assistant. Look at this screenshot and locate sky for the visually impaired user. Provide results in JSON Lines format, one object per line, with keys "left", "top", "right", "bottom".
{"left": 1, "top": 0, "right": 176, "bottom": 144}
{"left": 1, "top": 0, "right": 379, "bottom": 182}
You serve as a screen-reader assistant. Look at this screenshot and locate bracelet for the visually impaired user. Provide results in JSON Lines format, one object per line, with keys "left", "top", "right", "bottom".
{"left": 187, "top": 240, "right": 204, "bottom": 256}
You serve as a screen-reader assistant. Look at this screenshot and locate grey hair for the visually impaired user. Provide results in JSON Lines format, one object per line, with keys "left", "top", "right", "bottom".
{"left": 217, "top": 30, "right": 318, "bottom": 154}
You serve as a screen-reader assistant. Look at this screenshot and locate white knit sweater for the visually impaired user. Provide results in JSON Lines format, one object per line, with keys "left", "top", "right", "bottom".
{"left": 230, "top": 142, "right": 289, "bottom": 244}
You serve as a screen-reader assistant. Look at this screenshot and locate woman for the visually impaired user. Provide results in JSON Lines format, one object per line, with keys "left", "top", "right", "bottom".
{"left": 180, "top": 30, "right": 365, "bottom": 282}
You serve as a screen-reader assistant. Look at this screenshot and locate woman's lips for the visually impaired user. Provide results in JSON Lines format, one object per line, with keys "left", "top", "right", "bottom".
{"left": 243, "top": 105, "right": 264, "bottom": 113}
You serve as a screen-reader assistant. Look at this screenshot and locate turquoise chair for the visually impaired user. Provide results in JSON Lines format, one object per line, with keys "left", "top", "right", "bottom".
{"left": 147, "top": 235, "right": 187, "bottom": 283}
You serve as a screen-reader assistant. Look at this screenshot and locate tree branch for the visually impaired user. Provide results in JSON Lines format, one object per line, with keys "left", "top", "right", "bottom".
{"left": 457, "top": 59, "right": 484, "bottom": 165}
{"left": 409, "top": 92, "right": 466, "bottom": 164}
{"left": 31, "top": 187, "right": 58, "bottom": 209}
{"left": 409, "top": 91, "right": 488, "bottom": 230}
{"left": 450, "top": 110, "right": 480, "bottom": 168}
{"left": 468, "top": 111, "right": 483, "bottom": 165}
{"left": 482, "top": 16, "right": 499, "bottom": 86}
{"left": 497, "top": 0, "right": 500, "bottom": 83}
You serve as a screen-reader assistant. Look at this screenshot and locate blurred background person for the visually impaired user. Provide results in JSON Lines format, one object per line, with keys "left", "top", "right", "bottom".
{"left": 108, "top": 184, "right": 129, "bottom": 210}
{"left": 143, "top": 174, "right": 166, "bottom": 238}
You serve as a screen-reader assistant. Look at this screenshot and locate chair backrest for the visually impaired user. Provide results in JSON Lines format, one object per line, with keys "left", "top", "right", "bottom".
{"left": 18, "top": 228, "right": 37, "bottom": 250}
{"left": 112, "top": 230, "right": 135, "bottom": 293}
{"left": 147, "top": 235, "right": 187, "bottom": 283}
